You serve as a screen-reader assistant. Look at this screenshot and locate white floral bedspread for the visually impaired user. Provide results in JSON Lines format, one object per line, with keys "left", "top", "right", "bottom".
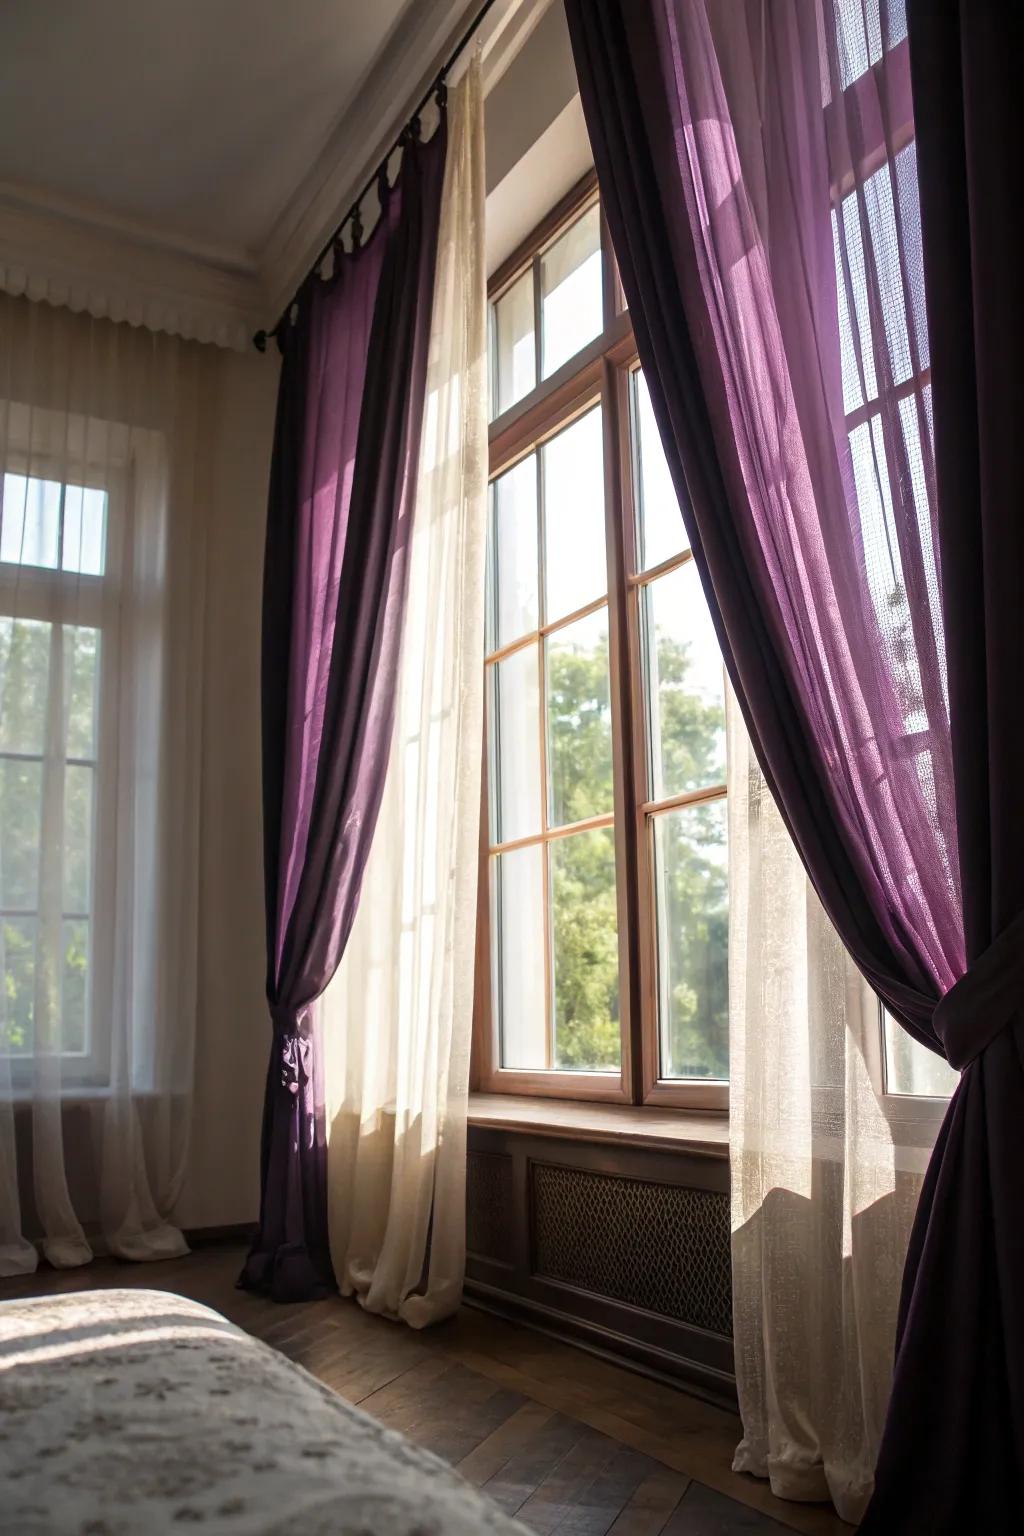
{"left": 0, "top": 1288, "right": 527, "bottom": 1534}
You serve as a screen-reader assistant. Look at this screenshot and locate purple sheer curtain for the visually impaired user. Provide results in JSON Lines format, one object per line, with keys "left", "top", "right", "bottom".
{"left": 566, "top": 0, "right": 1022, "bottom": 1524}
{"left": 241, "top": 118, "right": 447, "bottom": 1303}
{"left": 565, "top": 0, "right": 959, "bottom": 1046}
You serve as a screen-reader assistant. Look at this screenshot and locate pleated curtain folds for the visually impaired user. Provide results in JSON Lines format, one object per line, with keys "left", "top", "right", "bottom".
{"left": 727, "top": 689, "right": 947, "bottom": 1522}
{"left": 244, "top": 60, "right": 487, "bottom": 1317}
{"left": 322, "top": 61, "right": 487, "bottom": 1326}
{"left": 565, "top": 0, "right": 1024, "bottom": 1526}
{"left": 241, "top": 111, "right": 448, "bottom": 1304}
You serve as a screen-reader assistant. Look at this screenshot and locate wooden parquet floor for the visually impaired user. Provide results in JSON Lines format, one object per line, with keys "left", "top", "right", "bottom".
{"left": 0, "top": 1242, "right": 850, "bottom": 1536}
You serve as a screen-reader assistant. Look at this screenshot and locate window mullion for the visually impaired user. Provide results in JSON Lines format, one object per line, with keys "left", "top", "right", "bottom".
{"left": 56, "top": 480, "right": 66, "bottom": 573}
{"left": 532, "top": 253, "right": 543, "bottom": 394}
{"left": 536, "top": 441, "right": 554, "bottom": 1071}
{"left": 600, "top": 359, "right": 645, "bottom": 1104}
{"left": 33, "top": 618, "right": 68, "bottom": 1057}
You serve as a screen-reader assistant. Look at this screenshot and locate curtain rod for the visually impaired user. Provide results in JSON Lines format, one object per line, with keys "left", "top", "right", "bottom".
{"left": 254, "top": 0, "right": 501, "bottom": 351}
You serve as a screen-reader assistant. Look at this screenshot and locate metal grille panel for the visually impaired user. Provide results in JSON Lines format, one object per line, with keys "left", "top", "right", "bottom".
{"left": 466, "top": 1150, "right": 514, "bottom": 1264}
{"left": 531, "top": 1162, "right": 732, "bottom": 1337}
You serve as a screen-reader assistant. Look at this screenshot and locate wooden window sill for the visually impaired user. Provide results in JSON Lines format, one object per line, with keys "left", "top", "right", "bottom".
{"left": 468, "top": 1093, "right": 729, "bottom": 1158}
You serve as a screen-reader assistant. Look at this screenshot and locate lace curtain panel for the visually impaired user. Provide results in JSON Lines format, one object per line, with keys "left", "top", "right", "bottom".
{"left": 323, "top": 60, "right": 487, "bottom": 1326}
{"left": 0, "top": 294, "right": 211, "bottom": 1273}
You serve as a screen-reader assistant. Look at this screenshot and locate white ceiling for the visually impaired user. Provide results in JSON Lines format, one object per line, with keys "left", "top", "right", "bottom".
{"left": 0, "top": 0, "right": 582, "bottom": 347}
{"left": 0, "top": 0, "right": 414, "bottom": 262}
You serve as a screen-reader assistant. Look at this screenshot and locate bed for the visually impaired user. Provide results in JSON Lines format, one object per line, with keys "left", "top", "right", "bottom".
{"left": 0, "top": 1287, "right": 528, "bottom": 1534}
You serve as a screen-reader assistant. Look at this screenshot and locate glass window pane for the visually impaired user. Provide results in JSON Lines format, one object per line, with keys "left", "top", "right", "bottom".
{"left": 490, "top": 643, "right": 542, "bottom": 844}
{"left": 0, "top": 618, "right": 51, "bottom": 753}
{"left": 848, "top": 412, "right": 937, "bottom": 739}
{"left": 892, "top": 143, "right": 929, "bottom": 376}
{"left": 654, "top": 800, "right": 729, "bottom": 1080}
{"left": 833, "top": 0, "right": 882, "bottom": 90}
{"left": 493, "top": 270, "right": 536, "bottom": 417}
{"left": 61, "top": 918, "right": 89, "bottom": 1055}
{"left": 897, "top": 391, "right": 945, "bottom": 706}
{"left": 489, "top": 457, "right": 538, "bottom": 651}
{"left": 541, "top": 203, "right": 603, "bottom": 379}
{"left": 550, "top": 826, "right": 620, "bottom": 1071}
{"left": 883, "top": 1012, "right": 957, "bottom": 1098}
{"left": 832, "top": 1, "right": 907, "bottom": 95}
{"left": 833, "top": 152, "right": 925, "bottom": 410}
{"left": 64, "top": 626, "right": 100, "bottom": 760}
{"left": 861, "top": 161, "right": 915, "bottom": 389}
{"left": 62, "top": 485, "right": 107, "bottom": 576}
{"left": 547, "top": 607, "right": 612, "bottom": 829}
{"left": 833, "top": 210, "right": 866, "bottom": 415}
{"left": 64, "top": 764, "right": 94, "bottom": 915}
{"left": 1, "top": 916, "right": 35, "bottom": 1055}
{"left": 1, "top": 474, "right": 60, "bottom": 569}
{"left": 633, "top": 370, "right": 685, "bottom": 572}
{"left": 493, "top": 845, "right": 547, "bottom": 1070}
{"left": 542, "top": 407, "right": 606, "bottom": 622}
{"left": 0, "top": 758, "right": 42, "bottom": 910}
{"left": 644, "top": 562, "right": 726, "bottom": 799}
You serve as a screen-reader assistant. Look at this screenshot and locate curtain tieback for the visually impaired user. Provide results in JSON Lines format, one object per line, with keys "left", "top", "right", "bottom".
{"left": 269, "top": 1004, "right": 313, "bottom": 1096}
{"left": 933, "top": 910, "right": 1024, "bottom": 1071}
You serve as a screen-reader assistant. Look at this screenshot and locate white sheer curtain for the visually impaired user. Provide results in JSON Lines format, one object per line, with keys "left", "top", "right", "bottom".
{"left": 0, "top": 293, "right": 210, "bottom": 1274}
{"left": 321, "top": 59, "right": 487, "bottom": 1327}
{"left": 727, "top": 690, "right": 953, "bottom": 1522}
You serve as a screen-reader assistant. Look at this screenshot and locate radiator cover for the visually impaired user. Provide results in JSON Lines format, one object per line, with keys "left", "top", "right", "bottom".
{"left": 531, "top": 1160, "right": 732, "bottom": 1338}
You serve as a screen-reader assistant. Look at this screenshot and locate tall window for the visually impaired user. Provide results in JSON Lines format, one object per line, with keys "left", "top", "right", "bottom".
{"left": 477, "top": 165, "right": 954, "bottom": 1110}
{"left": 0, "top": 467, "right": 111, "bottom": 1082}
{"left": 630, "top": 372, "right": 728, "bottom": 1092}
{"left": 478, "top": 178, "right": 727, "bottom": 1108}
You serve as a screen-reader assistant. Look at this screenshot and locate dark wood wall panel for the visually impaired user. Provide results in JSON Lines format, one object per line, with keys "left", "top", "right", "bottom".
{"left": 466, "top": 1149, "right": 515, "bottom": 1266}
{"left": 465, "top": 1124, "right": 736, "bottom": 1409}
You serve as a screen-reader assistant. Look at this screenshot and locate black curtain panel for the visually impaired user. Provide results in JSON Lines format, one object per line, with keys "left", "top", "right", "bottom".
{"left": 240, "top": 118, "right": 447, "bottom": 1303}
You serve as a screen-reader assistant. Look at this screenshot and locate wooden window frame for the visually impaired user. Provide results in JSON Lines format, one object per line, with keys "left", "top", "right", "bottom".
{"left": 473, "top": 175, "right": 727, "bottom": 1113}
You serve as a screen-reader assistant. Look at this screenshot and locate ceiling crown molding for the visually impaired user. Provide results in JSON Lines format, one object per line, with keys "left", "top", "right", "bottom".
{"left": 255, "top": 0, "right": 548, "bottom": 327}
{"left": 0, "top": 0, "right": 552, "bottom": 351}
{"left": 256, "top": 0, "right": 477, "bottom": 324}
{"left": 0, "top": 183, "right": 264, "bottom": 352}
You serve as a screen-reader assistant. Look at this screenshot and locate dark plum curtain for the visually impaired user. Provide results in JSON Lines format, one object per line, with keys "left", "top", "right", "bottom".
{"left": 863, "top": 4, "right": 1024, "bottom": 1528}
{"left": 240, "top": 118, "right": 448, "bottom": 1302}
{"left": 565, "top": 0, "right": 1022, "bottom": 1525}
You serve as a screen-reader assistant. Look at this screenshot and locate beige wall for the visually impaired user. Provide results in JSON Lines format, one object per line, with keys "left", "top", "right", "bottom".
{"left": 484, "top": 1, "right": 578, "bottom": 195}
{"left": 174, "top": 344, "right": 279, "bottom": 1231}
{"left": 484, "top": 2, "right": 593, "bottom": 277}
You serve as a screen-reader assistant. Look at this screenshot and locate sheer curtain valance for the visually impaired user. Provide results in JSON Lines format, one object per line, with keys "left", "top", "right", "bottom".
{"left": 0, "top": 293, "right": 211, "bottom": 1274}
